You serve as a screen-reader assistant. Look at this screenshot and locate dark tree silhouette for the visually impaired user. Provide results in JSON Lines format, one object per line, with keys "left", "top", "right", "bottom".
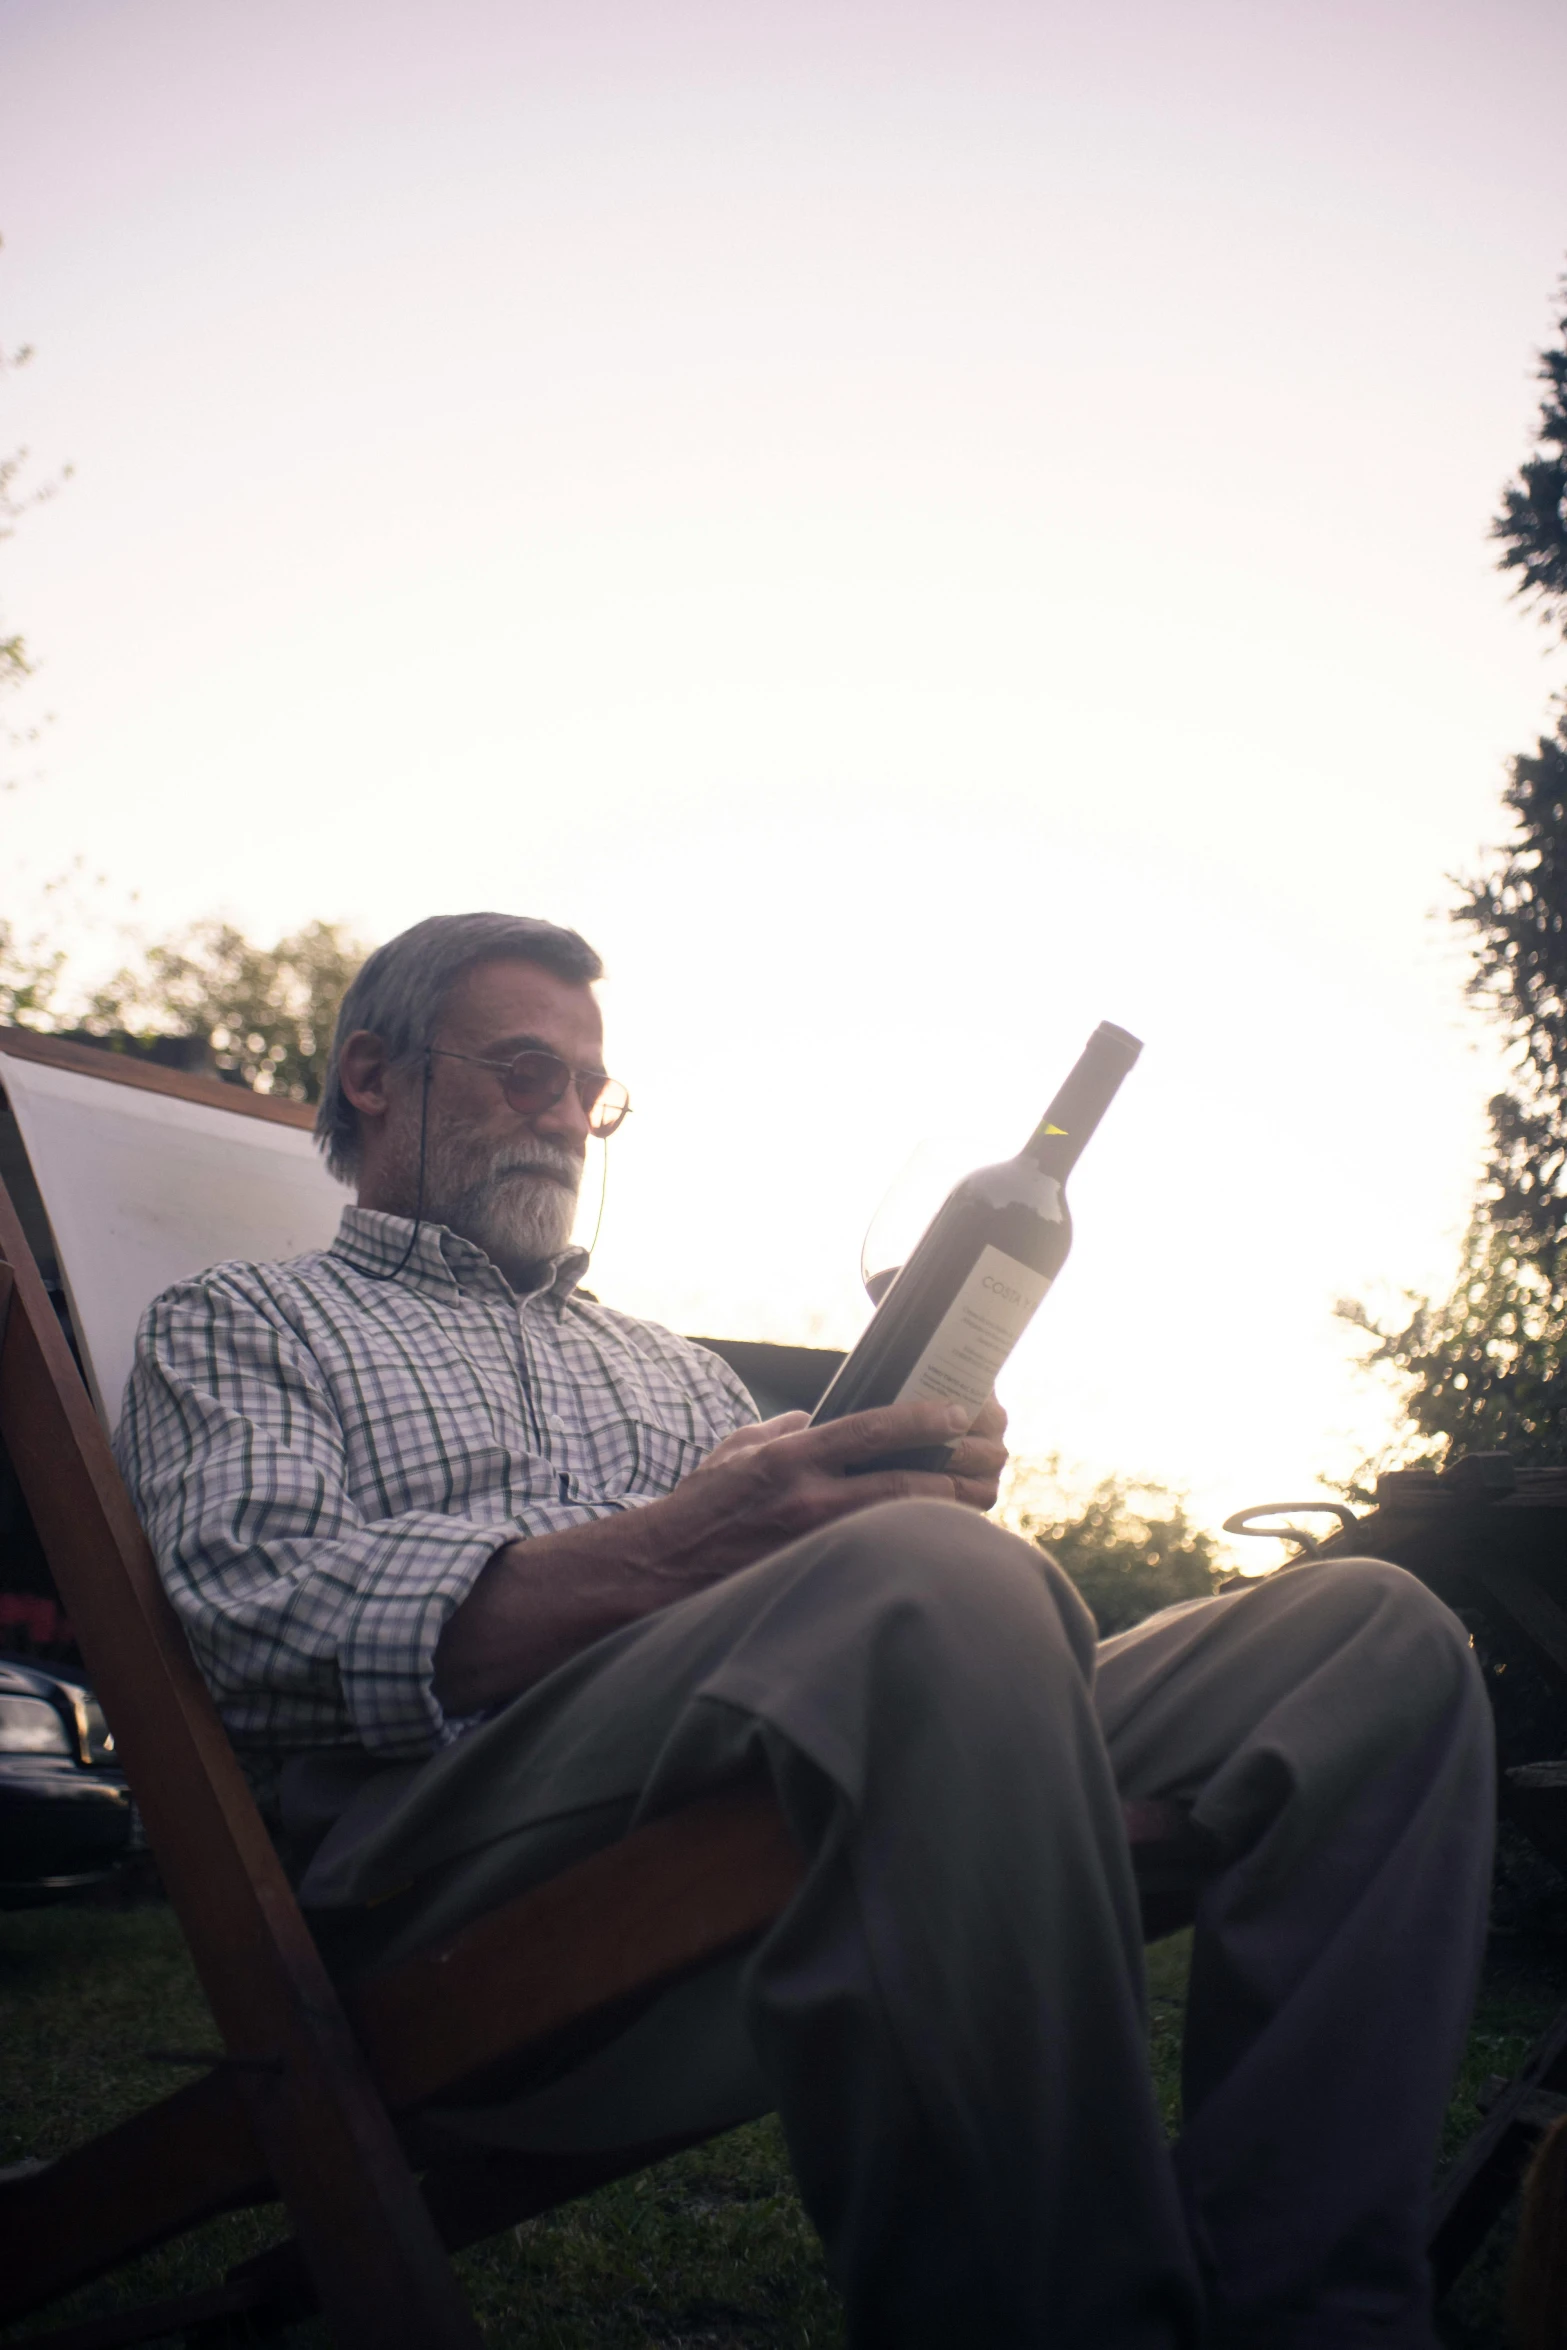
{"left": 1346, "top": 281, "right": 1567, "bottom": 1467}
{"left": 1457, "top": 723, "right": 1567, "bottom": 1248}
{"left": 1460, "top": 281, "right": 1567, "bottom": 1249}
{"left": 1491, "top": 279, "right": 1567, "bottom": 626}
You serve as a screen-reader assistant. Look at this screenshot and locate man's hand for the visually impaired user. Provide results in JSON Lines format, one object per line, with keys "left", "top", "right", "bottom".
{"left": 645, "top": 1396, "right": 973, "bottom": 1584}
{"left": 434, "top": 1395, "right": 984, "bottom": 1714}
{"left": 696, "top": 1396, "right": 1008, "bottom": 1515}
{"left": 948, "top": 1393, "right": 1009, "bottom": 1514}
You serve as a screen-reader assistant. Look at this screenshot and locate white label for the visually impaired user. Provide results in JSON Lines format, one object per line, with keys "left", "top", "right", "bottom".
{"left": 894, "top": 1244, "right": 1053, "bottom": 1418}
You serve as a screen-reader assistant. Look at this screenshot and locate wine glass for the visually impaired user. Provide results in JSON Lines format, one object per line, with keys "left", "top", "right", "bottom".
{"left": 859, "top": 1139, "right": 970, "bottom": 1305}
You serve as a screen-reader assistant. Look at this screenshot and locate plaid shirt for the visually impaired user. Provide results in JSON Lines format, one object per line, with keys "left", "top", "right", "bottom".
{"left": 114, "top": 1208, "right": 756, "bottom": 1783}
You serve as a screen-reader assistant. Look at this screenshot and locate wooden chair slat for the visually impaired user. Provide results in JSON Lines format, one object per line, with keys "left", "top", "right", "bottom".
{"left": 0, "top": 1173, "right": 483, "bottom": 2348}
{"left": 349, "top": 1785, "right": 804, "bottom": 2111}
{"left": 0, "top": 1025, "right": 315, "bottom": 1129}
{"left": 218, "top": 2130, "right": 722, "bottom": 2336}
{"left": 0, "top": 2072, "right": 265, "bottom": 2315}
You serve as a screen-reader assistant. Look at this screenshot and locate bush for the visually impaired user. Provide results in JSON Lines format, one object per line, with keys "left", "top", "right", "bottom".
{"left": 1006, "top": 1462, "right": 1221, "bottom": 1636}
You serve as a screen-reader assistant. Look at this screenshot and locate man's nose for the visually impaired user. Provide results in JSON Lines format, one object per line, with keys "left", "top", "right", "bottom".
{"left": 530, "top": 1080, "right": 592, "bottom": 1150}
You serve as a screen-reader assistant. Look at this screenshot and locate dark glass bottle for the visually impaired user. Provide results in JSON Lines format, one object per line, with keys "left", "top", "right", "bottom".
{"left": 810, "top": 1022, "right": 1143, "bottom": 1472}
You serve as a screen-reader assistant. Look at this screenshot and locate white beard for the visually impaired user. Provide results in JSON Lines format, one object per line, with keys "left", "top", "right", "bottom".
{"left": 419, "top": 1126, "right": 585, "bottom": 1282}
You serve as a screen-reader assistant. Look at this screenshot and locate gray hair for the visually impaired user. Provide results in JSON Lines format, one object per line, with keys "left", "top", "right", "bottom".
{"left": 315, "top": 912, "right": 603, "bottom": 1183}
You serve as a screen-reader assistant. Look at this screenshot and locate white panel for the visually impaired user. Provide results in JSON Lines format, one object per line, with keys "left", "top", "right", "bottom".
{"left": 2, "top": 1057, "right": 346, "bottom": 1432}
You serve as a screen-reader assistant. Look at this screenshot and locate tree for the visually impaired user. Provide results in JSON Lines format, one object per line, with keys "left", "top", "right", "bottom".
{"left": 1463, "top": 276, "right": 1567, "bottom": 1254}
{"left": 2, "top": 239, "right": 72, "bottom": 799}
{"left": 3, "top": 908, "right": 370, "bottom": 1102}
{"left": 77, "top": 918, "right": 371, "bottom": 1102}
{"left": 1492, "top": 280, "right": 1567, "bottom": 625}
{"left": 1344, "top": 280, "right": 1567, "bottom": 1468}
{"left": 1007, "top": 1462, "right": 1221, "bottom": 1635}
{"left": 0, "top": 340, "right": 37, "bottom": 760}
{"left": 1454, "top": 715, "right": 1567, "bottom": 1251}
{"left": 1340, "top": 1218, "right": 1567, "bottom": 1468}
{"left": 0, "top": 916, "right": 64, "bottom": 1028}
{"left": 0, "top": 246, "right": 362, "bottom": 1099}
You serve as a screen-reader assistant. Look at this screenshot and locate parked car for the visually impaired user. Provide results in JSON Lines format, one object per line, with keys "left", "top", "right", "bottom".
{"left": 0, "top": 1656, "right": 135, "bottom": 1906}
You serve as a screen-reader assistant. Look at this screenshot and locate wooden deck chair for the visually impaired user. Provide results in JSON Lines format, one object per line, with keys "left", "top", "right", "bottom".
{"left": 0, "top": 1027, "right": 1209, "bottom": 2347}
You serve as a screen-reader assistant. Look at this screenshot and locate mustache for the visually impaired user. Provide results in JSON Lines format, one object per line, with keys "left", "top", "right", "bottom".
{"left": 482, "top": 1144, "right": 584, "bottom": 1190}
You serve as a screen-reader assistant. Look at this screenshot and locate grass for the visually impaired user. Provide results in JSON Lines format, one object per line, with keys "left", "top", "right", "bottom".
{"left": 0, "top": 1899, "right": 1561, "bottom": 2347}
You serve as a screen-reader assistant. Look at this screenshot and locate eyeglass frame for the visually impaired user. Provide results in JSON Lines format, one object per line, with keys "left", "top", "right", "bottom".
{"left": 425, "top": 1044, "right": 632, "bottom": 1136}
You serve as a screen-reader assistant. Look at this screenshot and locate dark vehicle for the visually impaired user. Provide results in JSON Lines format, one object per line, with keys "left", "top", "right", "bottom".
{"left": 0, "top": 1656, "right": 135, "bottom": 1906}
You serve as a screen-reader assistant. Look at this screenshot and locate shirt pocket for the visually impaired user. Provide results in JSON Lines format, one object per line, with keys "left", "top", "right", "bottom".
{"left": 560, "top": 1415, "right": 703, "bottom": 1504}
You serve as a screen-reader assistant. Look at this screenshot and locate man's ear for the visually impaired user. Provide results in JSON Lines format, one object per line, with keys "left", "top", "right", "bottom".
{"left": 336, "top": 1030, "right": 395, "bottom": 1119}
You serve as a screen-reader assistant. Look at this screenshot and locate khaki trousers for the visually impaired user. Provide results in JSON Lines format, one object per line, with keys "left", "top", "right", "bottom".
{"left": 290, "top": 1500, "right": 1494, "bottom": 2350}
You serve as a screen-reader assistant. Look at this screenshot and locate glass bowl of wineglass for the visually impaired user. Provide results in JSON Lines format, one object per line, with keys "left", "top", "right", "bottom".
{"left": 858, "top": 1139, "right": 972, "bottom": 1307}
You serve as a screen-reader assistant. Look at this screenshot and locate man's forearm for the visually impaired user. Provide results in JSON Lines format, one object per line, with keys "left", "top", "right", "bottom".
{"left": 431, "top": 1394, "right": 1001, "bottom": 1717}
{"left": 431, "top": 1446, "right": 812, "bottom": 1715}
{"left": 431, "top": 1505, "right": 701, "bottom": 1713}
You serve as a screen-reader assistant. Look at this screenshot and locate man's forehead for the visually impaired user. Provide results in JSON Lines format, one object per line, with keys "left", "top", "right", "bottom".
{"left": 445, "top": 955, "right": 604, "bottom": 1049}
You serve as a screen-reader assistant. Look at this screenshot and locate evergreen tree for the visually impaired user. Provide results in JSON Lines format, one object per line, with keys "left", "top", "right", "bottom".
{"left": 1491, "top": 281, "right": 1567, "bottom": 624}
{"left": 1341, "top": 1219, "right": 1567, "bottom": 1466}
{"left": 1347, "top": 280, "right": 1567, "bottom": 1465}
{"left": 1465, "top": 279, "right": 1567, "bottom": 1252}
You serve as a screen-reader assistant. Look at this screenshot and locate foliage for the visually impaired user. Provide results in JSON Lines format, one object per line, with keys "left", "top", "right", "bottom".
{"left": 1340, "top": 1218, "right": 1567, "bottom": 1469}
{"left": 1343, "top": 278, "right": 1567, "bottom": 1470}
{"left": 1, "top": 899, "right": 370, "bottom": 1102}
{"left": 1454, "top": 716, "right": 1567, "bottom": 1250}
{"left": 1492, "top": 277, "right": 1567, "bottom": 629}
{"left": 77, "top": 918, "right": 370, "bottom": 1102}
{"left": 0, "top": 913, "right": 65, "bottom": 1028}
{"left": 1007, "top": 1460, "right": 1221, "bottom": 1636}
{"left": 0, "top": 285, "right": 361, "bottom": 1096}
{"left": 1461, "top": 284, "right": 1567, "bottom": 1256}
{"left": 2, "top": 240, "right": 72, "bottom": 796}
{"left": 0, "top": 340, "right": 38, "bottom": 720}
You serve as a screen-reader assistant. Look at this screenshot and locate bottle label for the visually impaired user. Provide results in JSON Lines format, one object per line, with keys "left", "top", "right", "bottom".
{"left": 894, "top": 1244, "right": 1054, "bottom": 1418}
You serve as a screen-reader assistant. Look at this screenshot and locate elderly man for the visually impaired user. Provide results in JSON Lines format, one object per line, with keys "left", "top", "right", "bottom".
{"left": 117, "top": 911, "right": 1494, "bottom": 2350}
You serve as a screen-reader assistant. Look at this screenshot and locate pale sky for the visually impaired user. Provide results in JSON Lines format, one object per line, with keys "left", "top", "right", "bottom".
{"left": 4, "top": 0, "right": 1567, "bottom": 1544}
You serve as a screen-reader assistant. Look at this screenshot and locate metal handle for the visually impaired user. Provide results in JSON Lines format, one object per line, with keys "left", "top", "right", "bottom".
{"left": 1221, "top": 1501, "right": 1360, "bottom": 1560}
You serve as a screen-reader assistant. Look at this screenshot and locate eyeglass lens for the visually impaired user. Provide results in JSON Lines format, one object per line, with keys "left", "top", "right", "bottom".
{"left": 501, "top": 1051, "right": 630, "bottom": 1135}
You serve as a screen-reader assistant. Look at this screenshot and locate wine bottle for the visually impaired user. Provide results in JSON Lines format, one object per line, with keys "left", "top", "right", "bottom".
{"left": 810, "top": 1022, "right": 1143, "bottom": 1472}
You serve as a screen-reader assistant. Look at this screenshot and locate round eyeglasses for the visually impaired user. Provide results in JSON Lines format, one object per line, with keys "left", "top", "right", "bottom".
{"left": 428, "top": 1046, "right": 632, "bottom": 1137}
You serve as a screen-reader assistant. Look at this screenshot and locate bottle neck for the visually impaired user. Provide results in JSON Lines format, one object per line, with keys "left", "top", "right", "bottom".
{"left": 1022, "top": 1022, "right": 1142, "bottom": 1177}
{"left": 1022, "top": 1116, "right": 1079, "bottom": 1178}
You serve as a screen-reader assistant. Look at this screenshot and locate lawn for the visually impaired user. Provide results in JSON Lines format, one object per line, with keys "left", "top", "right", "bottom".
{"left": 0, "top": 1900, "right": 1560, "bottom": 2347}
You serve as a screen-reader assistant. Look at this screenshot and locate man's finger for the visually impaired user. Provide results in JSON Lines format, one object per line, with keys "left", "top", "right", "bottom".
{"left": 695, "top": 1413, "right": 810, "bottom": 1473}
{"left": 969, "top": 1394, "right": 1008, "bottom": 1440}
{"left": 948, "top": 1437, "right": 1007, "bottom": 1484}
{"left": 798, "top": 1398, "right": 969, "bottom": 1468}
{"left": 950, "top": 1475, "right": 1004, "bottom": 1513}
{"left": 724, "top": 1412, "right": 810, "bottom": 1452}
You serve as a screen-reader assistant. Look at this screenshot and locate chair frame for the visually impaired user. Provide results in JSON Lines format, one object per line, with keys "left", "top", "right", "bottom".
{"left": 0, "top": 1032, "right": 1198, "bottom": 2345}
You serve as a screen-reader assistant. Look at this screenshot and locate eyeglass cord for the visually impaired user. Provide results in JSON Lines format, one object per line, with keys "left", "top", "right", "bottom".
{"left": 586, "top": 1129, "right": 609, "bottom": 1258}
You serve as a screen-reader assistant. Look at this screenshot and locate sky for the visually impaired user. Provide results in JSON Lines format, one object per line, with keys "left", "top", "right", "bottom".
{"left": 3, "top": 0, "right": 1567, "bottom": 1545}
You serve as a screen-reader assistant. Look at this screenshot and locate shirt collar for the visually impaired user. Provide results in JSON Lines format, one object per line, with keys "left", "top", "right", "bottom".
{"left": 330, "top": 1205, "right": 592, "bottom": 1305}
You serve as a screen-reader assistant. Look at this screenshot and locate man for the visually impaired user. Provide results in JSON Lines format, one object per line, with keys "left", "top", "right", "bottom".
{"left": 117, "top": 911, "right": 1494, "bottom": 2350}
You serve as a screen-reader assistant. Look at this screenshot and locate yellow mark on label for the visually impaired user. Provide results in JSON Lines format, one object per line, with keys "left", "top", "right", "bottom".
{"left": 1042, "top": 1123, "right": 1068, "bottom": 1135}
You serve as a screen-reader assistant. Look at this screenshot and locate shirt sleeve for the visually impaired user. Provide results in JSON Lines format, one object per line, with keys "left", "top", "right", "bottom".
{"left": 115, "top": 1273, "right": 638, "bottom": 1759}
